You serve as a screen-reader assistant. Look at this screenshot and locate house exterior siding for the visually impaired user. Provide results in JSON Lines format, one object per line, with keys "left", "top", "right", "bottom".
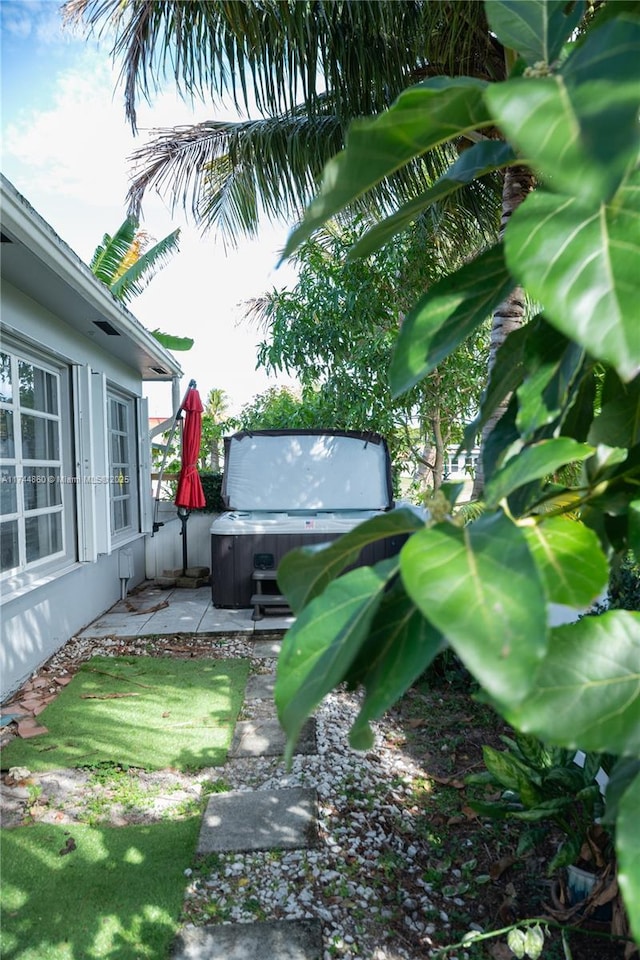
{"left": 1, "top": 176, "right": 182, "bottom": 701}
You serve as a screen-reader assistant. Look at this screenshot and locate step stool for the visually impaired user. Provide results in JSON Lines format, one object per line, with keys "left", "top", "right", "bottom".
{"left": 250, "top": 568, "right": 292, "bottom": 621}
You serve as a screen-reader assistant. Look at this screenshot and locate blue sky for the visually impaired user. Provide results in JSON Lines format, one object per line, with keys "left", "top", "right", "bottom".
{"left": 0, "top": 0, "right": 298, "bottom": 415}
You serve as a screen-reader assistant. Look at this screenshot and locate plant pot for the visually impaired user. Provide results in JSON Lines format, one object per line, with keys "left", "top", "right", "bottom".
{"left": 565, "top": 864, "right": 613, "bottom": 923}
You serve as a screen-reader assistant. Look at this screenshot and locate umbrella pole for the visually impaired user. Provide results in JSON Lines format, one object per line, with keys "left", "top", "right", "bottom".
{"left": 178, "top": 507, "right": 190, "bottom": 576}
{"left": 152, "top": 379, "right": 197, "bottom": 534}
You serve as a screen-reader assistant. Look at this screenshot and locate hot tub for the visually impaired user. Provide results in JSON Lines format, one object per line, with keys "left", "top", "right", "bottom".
{"left": 210, "top": 430, "right": 403, "bottom": 607}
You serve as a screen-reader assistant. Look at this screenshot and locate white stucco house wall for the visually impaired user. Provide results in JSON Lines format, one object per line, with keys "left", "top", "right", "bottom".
{"left": 0, "top": 175, "right": 183, "bottom": 701}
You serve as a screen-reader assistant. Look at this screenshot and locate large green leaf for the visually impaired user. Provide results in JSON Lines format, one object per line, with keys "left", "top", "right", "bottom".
{"left": 482, "top": 745, "right": 543, "bottom": 806}
{"left": 484, "top": 438, "right": 594, "bottom": 507}
{"left": 504, "top": 178, "right": 640, "bottom": 383}
{"left": 400, "top": 512, "right": 548, "bottom": 705}
{"left": 278, "top": 508, "right": 425, "bottom": 614}
{"left": 630, "top": 499, "right": 640, "bottom": 557}
{"left": 110, "top": 227, "right": 181, "bottom": 304}
{"left": 485, "top": 0, "right": 584, "bottom": 67}
{"left": 349, "top": 140, "right": 516, "bottom": 260}
{"left": 150, "top": 329, "right": 194, "bottom": 351}
{"left": 507, "top": 611, "right": 640, "bottom": 755}
{"left": 390, "top": 244, "right": 513, "bottom": 397}
{"left": 587, "top": 372, "right": 640, "bottom": 449}
{"left": 347, "top": 584, "right": 446, "bottom": 750}
{"left": 275, "top": 557, "right": 398, "bottom": 760}
{"left": 617, "top": 770, "right": 640, "bottom": 946}
{"left": 90, "top": 218, "right": 137, "bottom": 285}
{"left": 516, "top": 322, "right": 585, "bottom": 440}
{"left": 523, "top": 517, "right": 609, "bottom": 608}
{"left": 282, "top": 77, "right": 491, "bottom": 257}
{"left": 603, "top": 758, "right": 640, "bottom": 826}
{"left": 486, "top": 18, "right": 640, "bottom": 204}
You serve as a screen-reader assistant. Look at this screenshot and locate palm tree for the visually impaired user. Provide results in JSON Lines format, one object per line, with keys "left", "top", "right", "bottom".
{"left": 67, "top": 0, "right": 524, "bottom": 491}
{"left": 64, "top": 1, "right": 505, "bottom": 244}
{"left": 201, "top": 387, "right": 229, "bottom": 472}
{"left": 90, "top": 216, "right": 193, "bottom": 350}
{"left": 471, "top": 164, "right": 536, "bottom": 497}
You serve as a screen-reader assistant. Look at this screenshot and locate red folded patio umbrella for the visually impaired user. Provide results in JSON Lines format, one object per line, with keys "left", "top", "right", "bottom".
{"left": 175, "top": 384, "right": 206, "bottom": 574}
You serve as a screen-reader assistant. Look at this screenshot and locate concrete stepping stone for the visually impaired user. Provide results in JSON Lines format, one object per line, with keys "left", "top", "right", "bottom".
{"left": 172, "top": 918, "right": 323, "bottom": 959}
{"left": 250, "top": 639, "right": 282, "bottom": 658}
{"left": 230, "top": 717, "right": 316, "bottom": 758}
{"left": 244, "top": 672, "right": 277, "bottom": 700}
{"left": 197, "top": 787, "right": 317, "bottom": 854}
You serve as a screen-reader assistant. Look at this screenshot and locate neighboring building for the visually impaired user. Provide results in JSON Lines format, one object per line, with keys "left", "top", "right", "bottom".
{"left": 0, "top": 176, "right": 183, "bottom": 701}
{"left": 443, "top": 445, "right": 480, "bottom": 503}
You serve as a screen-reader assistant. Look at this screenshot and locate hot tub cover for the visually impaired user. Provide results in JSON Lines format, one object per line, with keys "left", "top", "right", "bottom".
{"left": 221, "top": 430, "right": 394, "bottom": 512}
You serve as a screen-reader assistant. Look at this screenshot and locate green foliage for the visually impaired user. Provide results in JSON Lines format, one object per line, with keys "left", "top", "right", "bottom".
{"left": 237, "top": 386, "right": 327, "bottom": 431}
{"left": 273, "top": 0, "right": 640, "bottom": 940}
{"left": 90, "top": 217, "right": 182, "bottom": 306}
{"left": 467, "top": 732, "right": 610, "bottom": 875}
{"left": 249, "top": 220, "right": 492, "bottom": 491}
{"left": 196, "top": 472, "right": 224, "bottom": 513}
{"left": 67, "top": 0, "right": 505, "bottom": 241}
{"left": 89, "top": 217, "right": 192, "bottom": 349}
{"left": 608, "top": 553, "right": 640, "bottom": 612}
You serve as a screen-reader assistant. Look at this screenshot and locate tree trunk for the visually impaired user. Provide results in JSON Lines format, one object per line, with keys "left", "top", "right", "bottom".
{"left": 472, "top": 164, "right": 536, "bottom": 499}
{"left": 431, "top": 410, "right": 445, "bottom": 492}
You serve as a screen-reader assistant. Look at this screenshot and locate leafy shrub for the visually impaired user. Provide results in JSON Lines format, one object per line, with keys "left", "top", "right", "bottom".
{"left": 468, "top": 733, "right": 613, "bottom": 875}
{"left": 608, "top": 553, "right": 640, "bottom": 612}
{"left": 196, "top": 472, "right": 224, "bottom": 513}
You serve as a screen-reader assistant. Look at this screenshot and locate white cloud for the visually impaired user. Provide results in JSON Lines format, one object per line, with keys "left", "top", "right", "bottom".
{"left": 2, "top": 31, "right": 299, "bottom": 416}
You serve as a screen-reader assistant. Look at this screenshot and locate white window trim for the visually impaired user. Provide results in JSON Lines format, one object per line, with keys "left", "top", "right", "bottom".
{"left": 137, "top": 396, "right": 153, "bottom": 535}
{"left": 1, "top": 339, "right": 76, "bottom": 581}
{"left": 107, "top": 385, "right": 140, "bottom": 546}
{"left": 72, "top": 364, "right": 97, "bottom": 562}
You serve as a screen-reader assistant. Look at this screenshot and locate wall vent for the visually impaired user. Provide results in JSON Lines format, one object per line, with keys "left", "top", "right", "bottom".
{"left": 92, "top": 320, "right": 121, "bottom": 336}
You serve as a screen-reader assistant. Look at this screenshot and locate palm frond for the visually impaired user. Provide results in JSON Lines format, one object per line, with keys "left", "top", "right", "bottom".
{"left": 150, "top": 329, "right": 193, "bottom": 351}
{"left": 127, "top": 110, "right": 344, "bottom": 236}
{"left": 63, "top": 1, "right": 505, "bottom": 129}
{"left": 126, "top": 108, "right": 486, "bottom": 245}
{"left": 109, "top": 227, "right": 181, "bottom": 303}
{"left": 89, "top": 217, "right": 137, "bottom": 285}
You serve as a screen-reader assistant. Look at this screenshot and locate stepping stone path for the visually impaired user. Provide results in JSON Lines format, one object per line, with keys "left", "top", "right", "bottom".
{"left": 230, "top": 718, "right": 317, "bottom": 758}
{"left": 197, "top": 786, "right": 317, "bottom": 854}
{"left": 173, "top": 646, "right": 324, "bottom": 960}
{"left": 173, "top": 918, "right": 323, "bottom": 960}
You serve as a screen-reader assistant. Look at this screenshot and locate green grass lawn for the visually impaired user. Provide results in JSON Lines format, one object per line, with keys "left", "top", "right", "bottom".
{"left": 1, "top": 656, "right": 249, "bottom": 771}
{"left": 1, "top": 818, "right": 200, "bottom": 960}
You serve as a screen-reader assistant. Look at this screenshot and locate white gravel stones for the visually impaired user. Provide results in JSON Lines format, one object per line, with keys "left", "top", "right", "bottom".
{"left": 184, "top": 663, "right": 443, "bottom": 960}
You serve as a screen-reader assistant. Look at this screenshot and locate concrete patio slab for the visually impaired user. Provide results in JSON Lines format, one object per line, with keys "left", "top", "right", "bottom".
{"left": 171, "top": 919, "right": 323, "bottom": 960}
{"left": 197, "top": 787, "right": 317, "bottom": 854}
{"left": 197, "top": 607, "right": 255, "bottom": 633}
{"left": 244, "top": 673, "right": 277, "bottom": 700}
{"left": 76, "top": 583, "right": 290, "bottom": 640}
{"left": 77, "top": 614, "right": 153, "bottom": 638}
{"left": 230, "top": 718, "right": 316, "bottom": 758}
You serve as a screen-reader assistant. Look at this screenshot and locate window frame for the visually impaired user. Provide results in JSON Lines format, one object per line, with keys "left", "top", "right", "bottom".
{"left": 1, "top": 341, "right": 76, "bottom": 580}
{"left": 106, "top": 386, "right": 140, "bottom": 542}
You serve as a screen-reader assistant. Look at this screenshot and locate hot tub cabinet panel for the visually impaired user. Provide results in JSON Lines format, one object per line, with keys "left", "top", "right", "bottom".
{"left": 211, "top": 522, "right": 407, "bottom": 608}
{"left": 210, "top": 430, "right": 407, "bottom": 608}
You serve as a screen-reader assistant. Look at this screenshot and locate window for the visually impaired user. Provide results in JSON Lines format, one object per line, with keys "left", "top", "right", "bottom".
{"left": 107, "top": 390, "right": 138, "bottom": 538}
{"left": 1, "top": 346, "right": 74, "bottom": 577}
